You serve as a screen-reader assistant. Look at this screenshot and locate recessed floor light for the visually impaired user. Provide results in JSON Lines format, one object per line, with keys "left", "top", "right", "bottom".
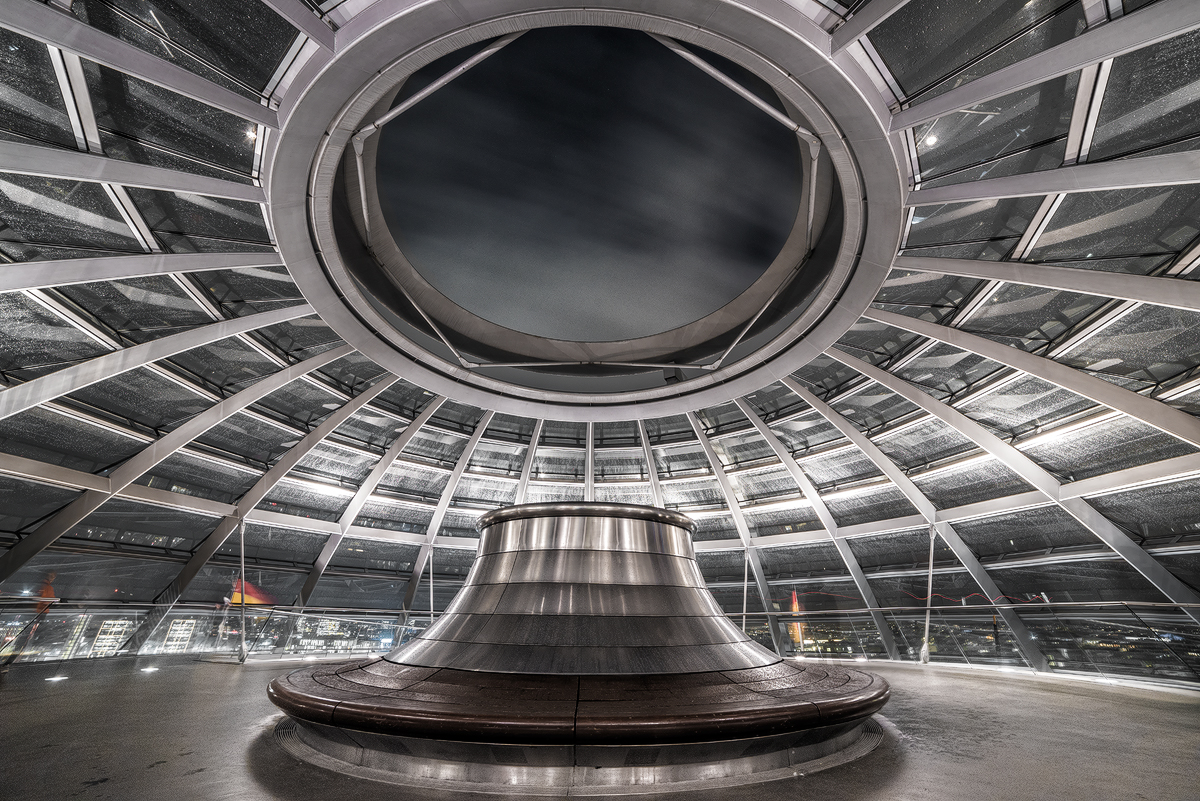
{"left": 45, "top": 676, "right": 68, "bottom": 682}
{"left": 140, "top": 667, "right": 159, "bottom": 673}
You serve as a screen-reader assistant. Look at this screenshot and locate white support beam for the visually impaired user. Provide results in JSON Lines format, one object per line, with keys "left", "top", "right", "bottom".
{"left": 585, "top": 421, "right": 595, "bottom": 502}
{"left": 906, "top": 149, "right": 1200, "bottom": 205}
{"left": 513, "top": 419, "right": 543, "bottom": 505}
{"left": 0, "top": 140, "right": 265, "bottom": 202}
{"left": 823, "top": 348, "right": 1200, "bottom": 621}
{"left": 890, "top": 0, "right": 1200, "bottom": 131}
{"left": 400, "top": 411, "right": 496, "bottom": 611}
{"left": 895, "top": 255, "right": 1200, "bottom": 312}
{"left": 0, "top": 344, "right": 353, "bottom": 583}
{"left": 780, "top": 379, "right": 1048, "bottom": 669}
{"left": 637, "top": 419, "right": 664, "bottom": 508}
{"left": 0, "top": 252, "right": 284, "bottom": 294}
{"left": 0, "top": 305, "right": 312, "bottom": 421}
{"left": 831, "top": 0, "right": 914, "bottom": 54}
{"left": 864, "top": 307, "right": 1200, "bottom": 448}
{"left": 687, "top": 412, "right": 786, "bottom": 654}
{"left": 297, "top": 396, "right": 446, "bottom": 606}
{"left": 260, "top": 0, "right": 335, "bottom": 51}
{"left": 0, "top": 0, "right": 278, "bottom": 128}
{"left": 734, "top": 398, "right": 899, "bottom": 659}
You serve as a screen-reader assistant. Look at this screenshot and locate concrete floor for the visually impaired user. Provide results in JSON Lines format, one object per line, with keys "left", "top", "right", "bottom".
{"left": 2, "top": 656, "right": 1197, "bottom": 801}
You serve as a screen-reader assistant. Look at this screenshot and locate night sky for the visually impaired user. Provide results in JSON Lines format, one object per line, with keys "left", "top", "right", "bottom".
{"left": 376, "top": 27, "right": 801, "bottom": 343}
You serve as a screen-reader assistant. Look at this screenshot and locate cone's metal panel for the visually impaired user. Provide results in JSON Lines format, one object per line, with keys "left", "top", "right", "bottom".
{"left": 386, "top": 503, "right": 779, "bottom": 674}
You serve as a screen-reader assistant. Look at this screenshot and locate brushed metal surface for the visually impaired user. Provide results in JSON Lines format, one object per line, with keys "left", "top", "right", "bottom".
{"left": 477, "top": 502, "right": 696, "bottom": 532}
{"left": 388, "top": 503, "right": 778, "bottom": 674}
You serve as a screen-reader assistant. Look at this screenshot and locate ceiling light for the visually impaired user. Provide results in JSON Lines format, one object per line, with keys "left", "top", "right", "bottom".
{"left": 924, "top": 135, "right": 938, "bottom": 145}
{"left": 246, "top": 128, "right": 258, "bottom": 141}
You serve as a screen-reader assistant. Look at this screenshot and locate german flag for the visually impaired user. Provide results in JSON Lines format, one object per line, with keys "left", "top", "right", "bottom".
{"left": 230, "top": 578, "right": 274, "bottom": 605}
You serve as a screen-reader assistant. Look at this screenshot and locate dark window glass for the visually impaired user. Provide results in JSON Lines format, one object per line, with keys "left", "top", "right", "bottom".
{"left": 1028, "top": 185, "right": 1200, "bottom": 261}
{"left": 0, "top": 551, "right": 181, "bottom": 601}
{"left": 71, "top": 0, "right": 300, "bottom": 96}
{"left": 0, "top": 28, "right": 76, "bottom": 148}
{"left": 907, "top": 196, "right": 1043, "bottom": 248}
{"left": 0, "top": 476, "right": 81, "bottom": 533}
{"left": 0, "top": 292, "right": 110, "bottom": 382}
{"left": 952, "top": 505, "right": 1097, "bottom": 556}
{"left": 126, "top": 188, "right": 272, "bottom": 253}
{"left": 870, "top": 0, "right": 1083, "bottom": 99}
{"left": 63, "top": 366, "right": 212, "bottom": 431}
{"left": 59, "top": 275, "right": 214, "bottom": 344}
{"left": 63, "top": 498, "right": 219, "bottom": 550}
{"left": 0, "top": 173, "right": 140, "bottom": 253}
{"left": 1090, "top": 28, "right": 1200, "bottom": 161}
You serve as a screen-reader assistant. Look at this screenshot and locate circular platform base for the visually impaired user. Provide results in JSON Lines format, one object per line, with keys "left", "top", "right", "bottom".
{"left": 274, "top": 715, "right": 884, "bottom": 795}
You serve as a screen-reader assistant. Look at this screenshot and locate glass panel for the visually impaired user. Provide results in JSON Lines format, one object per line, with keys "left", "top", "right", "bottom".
{"left": 594, "top": 419, "right": 637, "bottom": 447}
{"left": 987, "top": 559, "right": 1168, "bottom": 602}
{"left": 661, "top": 478, "right": 724, "bottom": 509}
{"left": 63, "top": 498, "right": 219, "bottom": 550}
{"left": 137, "top": 450, "right": 260, "bottom": 504}
{"left": 745, "top": 506, "right": 822, "bottom": 537}
{"left": 0, "top": 475, "right": 81, "bottom": 533}
{"left": 916, "top": 75, "right": 1078, "bottom": 183}
{"left": 523, "top": 483, "right": 585, "bottom": 503}
{"left": 867, "top": 570, "right": 992, "bottom": 606}
{"left": 872, "top": 270, "right": 985, "bottom": 324}
{"left": 593, "top": 483, "right": 653, "bottom": 505}
{"left": 1084, "top": 476, "right": 1200, "bottom": 540}
{"left": 127, "top": 188, "right": 272, "bottom": 253}
{"left": 911, "top": 457, "right": 1033, "bottom": 509}
{"left": 1029, "top": 185, "right": 1200, "bottom": 261}
{"left": 893, "top": 342, "right": 1005, "bottom": 400}
{"left": 165, "top": 335, "right": 281, "bottom": 393}
{"left": 307, "top": 575, "right": 410, "bottom": 609}
{"left": 870, "top": 0, "right": 1083, "bottom": 98}
{"left": 758, "top": 541, "right": 846, "bottom": 578}
{"left": 874, "top": 417, "right": 979, "bottom": 468}
{"left": 1056, "top": 304, "right": 1200, "bottom": 384}
{"left": 214, "top": 521, "right": 327, "bottom": 565}
{"left": 71, "top": 0, "right": 300, "bottom": 97}
{"left": 179, "top": 565, "right": 304, "bottom": 605}
{"left": 296, "top": 441, "right": 378, "bottom": 485}
{"left": 485, "top": 413, "right": 537, "bottom": 444}
{"left": 0, "top": 406, "right": 144, "bottom": 472}
{"left": 377, "top": 463, "right": 448, "bottom": 499}
{"left": 952, "top": 505, "right": 1097, "bottom": 556}
{"left": 592, "top": 448, "right": 645, "bottom": 481}
{"left": 832, "top": 383, "right": 923, "bottom": 432}
{"left": 352, "top": 499, "right": 433, "bottom": 533}
{"left": 965, "top": 285, "right": 1109, "bottom": 352}
{"left": 1021, "top": 415, "right": 1196, "bottom": 481}
{"left": 692, "top": 514, "right": 738, "bottom": 543}
{"left": 0, "top": 551, "right": 181, "bottom": 601}
{"left": 768, "top": 412, "right": 844, "bottom": 454}
{"left": 252, "top": 379, "right": 343, "bottom": 430}
{"left": 1089, "top": 29, "right": 1200, "bottom": 160}
{"left": 195, "top": 411, "right": 300, "bottom": 466}
{"left": 0, "top": 173, "right": 140, "bottom": 252}
{"left": 826, "top": 485, "right": 919, "bottom": 526}
{"left": 847, "top": 527, "right": 957, "bottom": 570}
{"left": 959, "top": 373, "right": 1099, "bottom": 439}
{"left": 195, "top": 265, "right": 301, "bottom": 316}
{"left": 329, "top": 538, "right": 419, "bottom": 573}
{"left": 652, "top": 442, "right": 712, "bottom": 477}
{"left": 58, "top": 275, "right": 213, "bottom": 344}
{"left": 0, "top": 28, "right": 76, "bottom": 148}
{"left": 0, "top": 292, "right": 110, "bottom": 382}
{"left": 907, "top": 196, "right": 1044, "bottom": 248}
{"left": 451, "top": 474, "right": 516, "bottom": 507}
{"left": 63, "top": 366, "right": 211, "bottom": 431}
{"left": 84, "top": 61, "right": 255, "bottom": 181}
{"left": 257, "top": 478, "right": 349, "bottom": 521}
{"left": 711, "top": 431, "right": 774, "bottom": 469}
{"left": 920, "top": 139, "right": 1069, "bottom": 188}
{"left": 797, "top": 446, "right": 883, "bottom": 488}
{"left": 733, "top": 467, "right": 798, "bottom": 505}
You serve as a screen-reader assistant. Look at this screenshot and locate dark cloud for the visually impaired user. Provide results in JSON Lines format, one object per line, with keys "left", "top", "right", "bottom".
{"left": 377, "top": 27, "right": 801, "bottom": 342}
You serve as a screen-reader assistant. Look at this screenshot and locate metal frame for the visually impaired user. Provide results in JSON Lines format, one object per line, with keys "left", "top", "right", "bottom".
{"left": 637, "top": 419, "right": 664, "bottom": 508}
{"left": 513, "top": 419, "right": 544, "bottom": 505}
{"left": 890, "top": 0, "right": 1200, "bottom": 131}
{"left": 895, "top": 255, "right": 1200, "bottom": 312}
{"left": 297, "top": 396, "right": 447, "bottom": 606}
{"left": 864, "top": 307, "right": 1200, "bottom": 448}
{"left": 686, "top": 411, "right": 786, "bottom": 654}
{"left": 906, "top": 149, "right": 1200, "bottom": 205}
{"left": 0, "top": 344, "right": 352, "bottom": 583}
{"left": 0, "top": 305, "right": 312, "bottom": 420}
{"left": 734, "top": 397, "right": 900, "bottom": 659}
{"left": 0, "top": 140, "right": 266, "bottom": 203}
{"left": 830, "top": 0, "right": 914, "bottom": 53}
{"left": 780, "top": 379, "right": 1049, "bottom": 670}
{"left": 584, "top": 422, "right": 595, "bottom": 502}
{"left": 0, "top": 0, "right": 278, "bottom": 128}
{"left": 824, "top": 347, "right": 1200, "bottom": 623}
{"left": 399, "top": 410, "right": 496, "bottom": 611}
{"left": 260, "top": 0, "right": 335, "bottom": 51}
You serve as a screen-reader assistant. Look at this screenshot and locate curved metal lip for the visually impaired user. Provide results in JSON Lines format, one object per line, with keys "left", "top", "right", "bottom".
{"left": 270, "top": 0, "right": 903, "bottom": 420}
{"left": 477, "top": 502, "right": 696, "bottom": 533}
